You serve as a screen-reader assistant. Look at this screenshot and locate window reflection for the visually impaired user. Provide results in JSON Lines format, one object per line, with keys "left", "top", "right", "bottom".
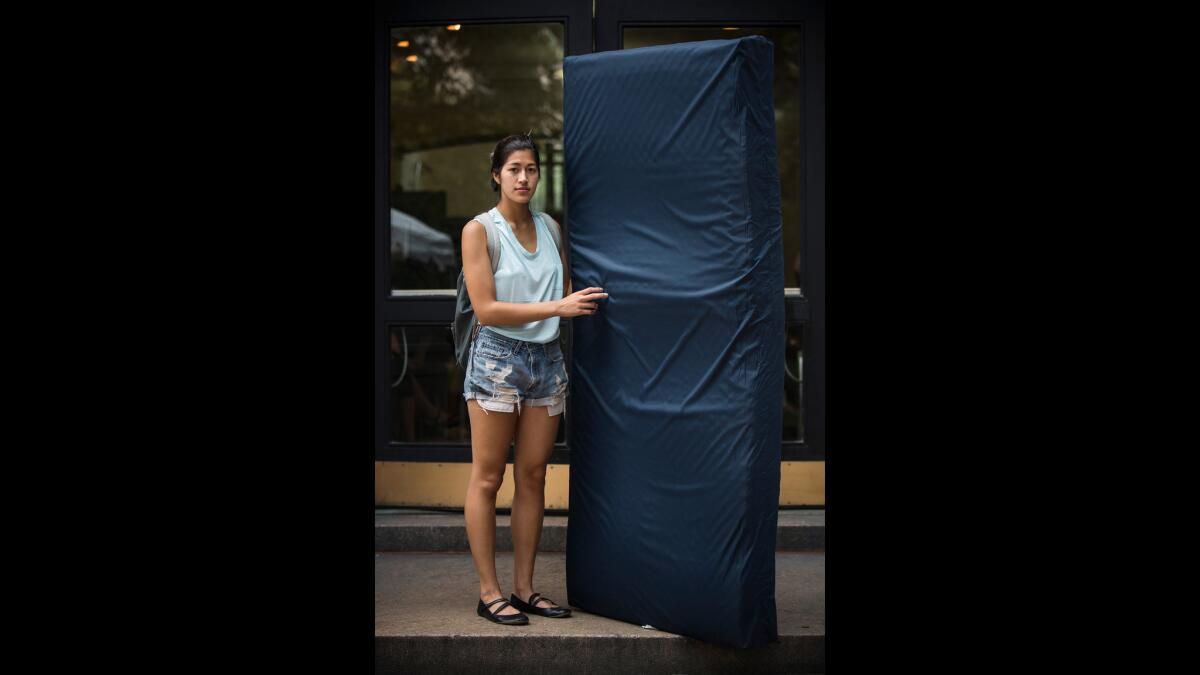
{"left": 783, "top": 324, "right": 805, "bottom": 442}
{"left": 623, "top": 26, "right": 803, "bottom": 291}
{"left": 389, "top": 326, "right": 465, "bottom": 443}
{"left": 390, "top": 23, "right": 565, "bottom": 291}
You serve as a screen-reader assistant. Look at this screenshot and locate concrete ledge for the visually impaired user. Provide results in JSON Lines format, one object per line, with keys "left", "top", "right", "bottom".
{"left": 376, "top": 550, "right": 824, "bottom": 673}
{"left": 376, "top": 634, "right": 824, "bottom": 674}
{"left": 375, "top": 508, "right": 823, "bottom": 552}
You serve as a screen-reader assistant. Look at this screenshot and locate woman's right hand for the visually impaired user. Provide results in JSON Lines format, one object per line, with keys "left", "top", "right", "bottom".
{"left": 556, "top": 287, "right": 608, "bottom": 318}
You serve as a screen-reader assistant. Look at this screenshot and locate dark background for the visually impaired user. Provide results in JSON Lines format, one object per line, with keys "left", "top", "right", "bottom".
{"left": 129, "top": 2, "right": 1073, "bottom": 672}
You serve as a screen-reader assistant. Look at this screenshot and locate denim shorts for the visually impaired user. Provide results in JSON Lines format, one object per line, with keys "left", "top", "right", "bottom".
{"left": 462, "top": 326, "right": 569, "bottom": 416}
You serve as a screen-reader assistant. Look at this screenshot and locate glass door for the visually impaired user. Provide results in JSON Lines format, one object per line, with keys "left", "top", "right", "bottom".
{"left": 376, "top": 1, "right": 593, "bottom": 464}
{"left": 596, "top": 0, "right": 826, "bottom": 460}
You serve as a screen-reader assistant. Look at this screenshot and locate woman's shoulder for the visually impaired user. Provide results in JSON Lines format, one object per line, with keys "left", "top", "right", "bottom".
{"left": 536, "top": 211, "right": 560, "bottom": 234}
{"left": 464, "top": 210, "right": 496, "bottom": 232}
{"left": 462, "top": 218, "right": 493, "bottom": 249}
{"left": 467, "top": 208, "right": 503, "bottom": 231}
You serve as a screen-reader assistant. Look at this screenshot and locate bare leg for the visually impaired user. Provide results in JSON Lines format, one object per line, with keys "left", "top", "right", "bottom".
{"left": 464, "top": 400, "right": 522, "bottom": 615}
{"left": 511, "top": 404, "right": 562, "bottom": 609}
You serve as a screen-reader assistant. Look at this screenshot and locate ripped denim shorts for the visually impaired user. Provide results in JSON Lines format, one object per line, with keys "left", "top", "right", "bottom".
{"left": 462, "top": 326, "right": 569, "bottom": 416}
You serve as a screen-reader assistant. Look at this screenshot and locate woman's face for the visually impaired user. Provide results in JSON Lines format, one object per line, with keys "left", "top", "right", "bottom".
{"left": 494, "top": 149, "right": 539, "bottom": 205}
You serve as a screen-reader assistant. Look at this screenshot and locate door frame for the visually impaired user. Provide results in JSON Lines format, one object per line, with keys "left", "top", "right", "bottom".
{"left": 375, "top": 0, "right": 825, "bottom": 462}
{"left": 375, "top": 0, "right": 593, "bottom": 462}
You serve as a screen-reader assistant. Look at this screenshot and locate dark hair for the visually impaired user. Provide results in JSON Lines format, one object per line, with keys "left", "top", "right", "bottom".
{"left": 489, "top": 132, "right": 541, "bottom": 193}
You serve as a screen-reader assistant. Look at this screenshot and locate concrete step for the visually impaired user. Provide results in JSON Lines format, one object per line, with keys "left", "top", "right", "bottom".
{"left": 375, "top": 550, "right": 824, "bottom": 674}
{"left": 375, "top": 508, "right": 824, "bottom": 552}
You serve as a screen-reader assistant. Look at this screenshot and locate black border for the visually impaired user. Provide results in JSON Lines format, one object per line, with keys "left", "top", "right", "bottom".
{"left": 169, "top": 1, "right": 1042, "bottom": 671}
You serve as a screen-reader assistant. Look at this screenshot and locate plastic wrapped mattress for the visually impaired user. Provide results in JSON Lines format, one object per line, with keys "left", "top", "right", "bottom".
{"left": 563, "top": 36, "right": 785, "bottom": 649}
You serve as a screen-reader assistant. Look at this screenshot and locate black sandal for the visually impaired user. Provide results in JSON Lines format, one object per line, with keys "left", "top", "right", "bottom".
{"left": 509, "top": 592, "right": 572, "bottom": 618}
{"left": 477, "top": 596, "right": 529, "bottom": 625}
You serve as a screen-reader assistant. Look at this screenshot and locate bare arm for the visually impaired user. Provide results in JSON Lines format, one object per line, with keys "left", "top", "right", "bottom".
{"left": 462, "top": 219, "right": 558, "bottom": 325}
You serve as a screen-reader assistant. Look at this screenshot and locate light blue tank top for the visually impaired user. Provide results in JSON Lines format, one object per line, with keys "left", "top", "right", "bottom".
{"left": 486, "top": 207, "right": 563, "bottom": 343}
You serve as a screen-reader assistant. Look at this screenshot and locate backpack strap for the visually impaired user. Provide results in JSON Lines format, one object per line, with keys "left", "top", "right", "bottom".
{"left": 474, "top": 210, "right": 502, "bottom": 273}
{"left": 538, "top": 211, "right": 563, "bottom": 255}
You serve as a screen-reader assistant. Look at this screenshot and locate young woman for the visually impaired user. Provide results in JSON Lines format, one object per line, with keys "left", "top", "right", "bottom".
{"left": 461, "top": 133, "right": 609, "bottom": 625}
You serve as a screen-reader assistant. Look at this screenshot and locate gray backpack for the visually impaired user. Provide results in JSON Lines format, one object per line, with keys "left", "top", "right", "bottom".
{"left": 451, "top": 209, "right": 562, "bottom": 371}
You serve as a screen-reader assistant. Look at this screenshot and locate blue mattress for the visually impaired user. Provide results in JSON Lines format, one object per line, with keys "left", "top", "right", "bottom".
{"left": 563, "top": 36, "right": 785, "bottom": 650}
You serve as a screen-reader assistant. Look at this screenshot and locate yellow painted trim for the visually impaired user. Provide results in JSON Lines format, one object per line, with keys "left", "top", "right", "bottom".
{"left": 779, "top": 461, "right": 825, "bottom": 506}
{"left": 375, "top": 460, "right": 823, "bottom": 508}
{"left": 375, "top": 462, "right": 572, "bottom": 509}
{"left": 375, "top": 461, "right": 383, "bottom": 500}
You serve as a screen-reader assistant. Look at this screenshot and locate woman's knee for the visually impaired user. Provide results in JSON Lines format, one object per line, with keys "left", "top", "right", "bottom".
{"left": 514, "top": 464, "right": 547, "bottom": 490}
{"left": 470, "top": 470, "right": 505, "bottom": 497}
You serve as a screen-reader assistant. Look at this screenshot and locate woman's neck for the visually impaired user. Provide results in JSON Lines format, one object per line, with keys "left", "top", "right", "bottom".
{"left": 496, "top": 200, "right": 533, "bottom": 230}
